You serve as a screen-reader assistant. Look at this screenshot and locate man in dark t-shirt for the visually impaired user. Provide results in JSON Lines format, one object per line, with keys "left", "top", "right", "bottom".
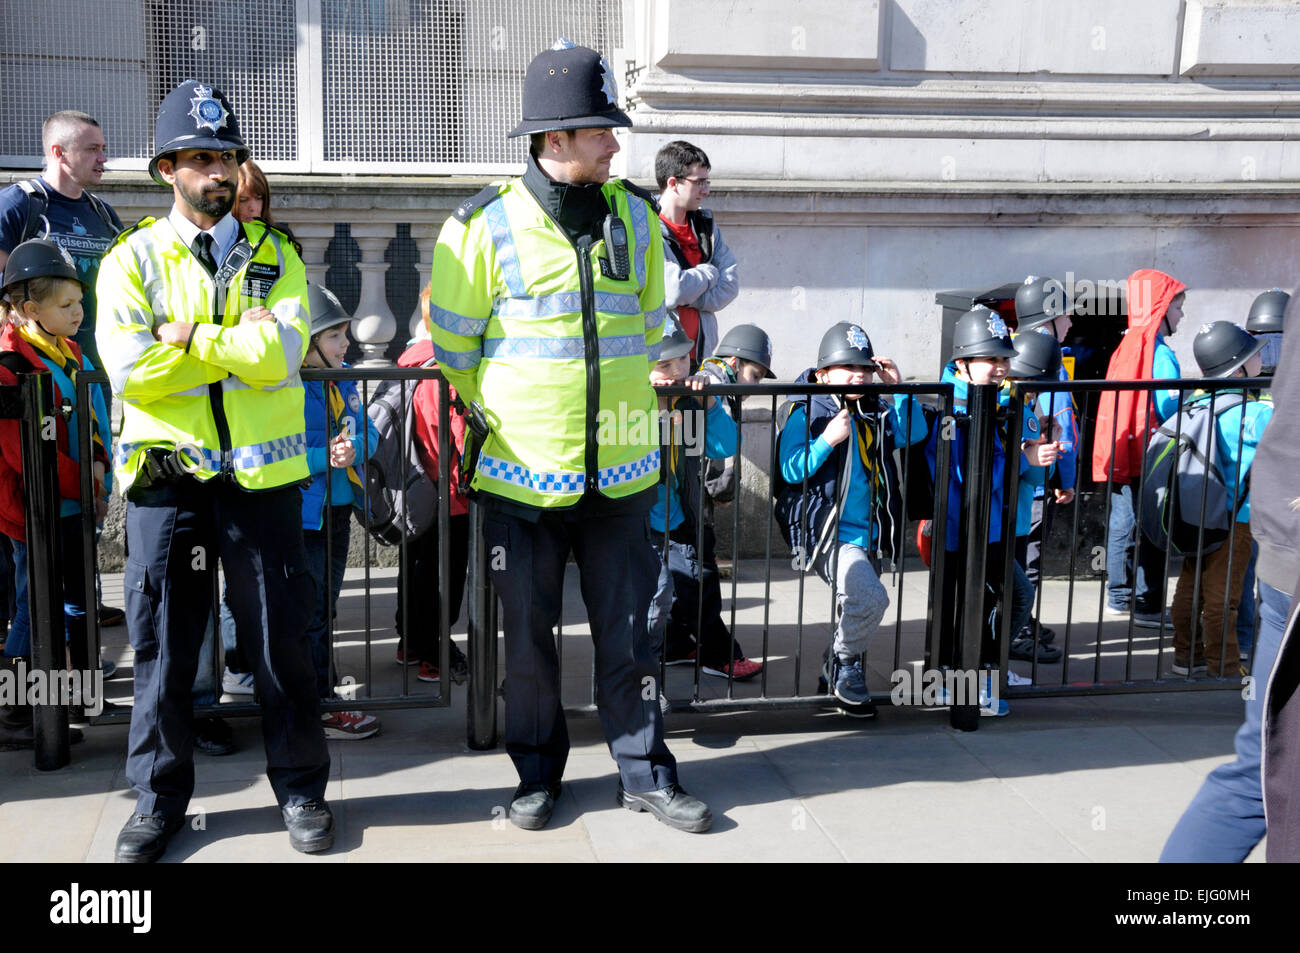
{"left": 0, "top": 110, "right": 123, "bottom": 368}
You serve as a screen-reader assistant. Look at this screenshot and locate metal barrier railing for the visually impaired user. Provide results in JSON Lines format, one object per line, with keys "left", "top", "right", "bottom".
{"left": 10, "top": 365, "right": 1269, "bottom": 766}
{"left": 997, "top": 375, "right": 1270, "bottom": 698}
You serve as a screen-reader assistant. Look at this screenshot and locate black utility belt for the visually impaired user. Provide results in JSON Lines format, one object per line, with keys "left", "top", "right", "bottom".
{"left": 135, "top": 446, "right": 207, "bottom": 489}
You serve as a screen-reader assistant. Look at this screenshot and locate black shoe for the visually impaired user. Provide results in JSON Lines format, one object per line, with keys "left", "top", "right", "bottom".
{"left": 282, "top": 799, "right": 334, "bottom": 853}
{"left": 193, "top": 716, "right": 235, "bottom": 757}
{"left": 449, "top": 643, "right": 469, "bottom": 686}
{"left": 509, "top": 782, "right": 561, "bottom": 831}
{"left": 115, "top": 812, "right": 184, "bottom": 863}
{"left": 1008, "top": 635, "right": 1062, "bottom": 663}
{"left": 0, "top": 705, "right": 34, "bottom": 749}
{"left": 98, "top": 604, "right": 126, "bottom": 628}
{"left": 617, "top": 783, "right": 713, "bottom": 833}
{"left": 1024, "top": 621, "right": 1055, "bottom": 644}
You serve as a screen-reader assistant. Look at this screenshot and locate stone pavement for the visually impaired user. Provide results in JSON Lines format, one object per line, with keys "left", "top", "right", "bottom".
{"left": 0, "top": 563, "right": 1263, "bottom": 862}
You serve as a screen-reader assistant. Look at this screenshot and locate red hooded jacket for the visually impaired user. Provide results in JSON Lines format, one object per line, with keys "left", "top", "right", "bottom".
{"left": 1091, "top": 269, "right": 1186, "bottom": 483}
{"left": 0, "top": 323, "right": 110, "bottom": 542}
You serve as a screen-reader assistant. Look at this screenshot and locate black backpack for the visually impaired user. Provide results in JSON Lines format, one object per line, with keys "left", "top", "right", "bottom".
{"left": 17, "top": 179, "right": 119, "bottom": 242}
{"left": 353, "top": 361, "right": 439, "bottom": 546}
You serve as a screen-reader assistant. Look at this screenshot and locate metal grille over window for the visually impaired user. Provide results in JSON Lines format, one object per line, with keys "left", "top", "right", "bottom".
{"left": 320, "top": 0, "right": 621, "bottom": 168}
{"left": 1, "top": 0, "right": 620, "bottom": 172}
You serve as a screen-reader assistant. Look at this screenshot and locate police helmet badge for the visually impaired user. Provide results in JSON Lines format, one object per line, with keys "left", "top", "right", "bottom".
{"left": 598, "top": 56, "right": 619, "bottom": 106}
{"left": 188, "top": 84, "right": 230, "bottom": 133}
{"left": 664, "top": 313, "right": 680, "bottom": 337}
{"left": 846, "top": 325, "right": 871, "bottom": 351}
{"left": 986, "top": 313, "right": 1010, "bottom": 340}
{"left": 56, "top": 244, "right": 76, "bottom": 269}
{"left": 551, "top": 37, "right": 577, "bottom": 50}
{"left": 1200, "top": 323, "right": 1215, "bottom": 335}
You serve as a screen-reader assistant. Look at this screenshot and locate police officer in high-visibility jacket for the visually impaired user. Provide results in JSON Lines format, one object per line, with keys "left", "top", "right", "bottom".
{"left": 429, "top": 40, "right": 711, "bottom": 833}
{"left": 96, "top": 81, "right": 331, "bottom": 862}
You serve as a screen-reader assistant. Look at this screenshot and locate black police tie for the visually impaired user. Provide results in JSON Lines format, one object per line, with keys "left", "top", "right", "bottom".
{"left": 193, "top": 233, "right": 217, "bottom": 275}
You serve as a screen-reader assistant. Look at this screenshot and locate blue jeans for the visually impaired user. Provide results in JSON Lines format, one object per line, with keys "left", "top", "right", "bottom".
{"left": 304, "top": 505, "right": 352, "bottom": 700}
{"left": 1106, "top": 483, "right": 1166, "bottom": 612}
{"left": 4, "top": 516, "right": 89, "bottom": 664}
{"left": 1159, "top": 579, "right": 1289, "bottom": 861}
{"left": 1237, "top": 544, "right": 1258, "bottom": 657}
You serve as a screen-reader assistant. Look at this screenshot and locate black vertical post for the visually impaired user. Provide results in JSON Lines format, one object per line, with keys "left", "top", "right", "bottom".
{"left": 21, "top": 373, "right": 71, "bottom": 770}
{"left": 466, "top": 498, "right": 497, "bottom": 749}
{"left": 952, "top": 382, "right": 998, "bottom": 731}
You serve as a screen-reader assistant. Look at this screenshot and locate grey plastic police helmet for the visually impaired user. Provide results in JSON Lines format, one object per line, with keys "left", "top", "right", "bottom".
{"left": 816, "top": 322, "right": 877, "bottom": 370}
{"left": 307, "top": 283, "right": 352, "bottom": 338}
{"left": 1246, "top": 288, "right": 1290, "bottom": 336}
{"left": 508, "top": 40, "right": 632, "bottom": 138}
{"left": 714, "top": 323, "right": 776, "bottom": 378}
{"left": 149, "top": 80, "right": 249, "bottom": 187}
{"left": 1008, "top": 329, "right": 1063, "bottom": 382}
{"left": 658, "top": 312, "right": 693, "bottom": 361}
{"left": 950, "top": 306, "right": 1017, "bottom": 362}
{"left": 1014, "top": 275, "right": 1074, "bottom": 331}
{"left": 1192, "top": 321, "right": 1266, "bottom": 378}
{"left": 0, "top": 238, "right": 83, "bottom": 294}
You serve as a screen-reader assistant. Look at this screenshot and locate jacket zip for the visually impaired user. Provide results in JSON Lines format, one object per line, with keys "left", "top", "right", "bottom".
{"left": 576, "top": 234, "right": 601, "bottom": 491}
{"left": 206, "top": 260, "right": 235, "bottom": 479}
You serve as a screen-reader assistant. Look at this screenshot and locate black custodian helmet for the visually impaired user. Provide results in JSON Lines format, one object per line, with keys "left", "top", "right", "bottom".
{"left": 1014, "top": 275, "right": 1074, "bottom": 331}
{"left": 951, "top": 306, "right": 1016, "bottom": 362}
{"left": 1246, "top": 288, "right": 1290, "bottom": 335}
{"left": 0, "top": 238, "right": 84, "bottom": 295}
{"left": 508, "top": 39, "right": 632, "bottom": 138}
{"left": 149, "top": 80, "right": 249, "bottom": 187}
{"left": 1008, "top": 329, "right": 1063, "bottom": 382}
{"left": 1192, "top": 321, "right": 1265, "bottom": 378}
{"left": 816, "top": 322, "right": 877, "bottom": 370}
{"left": 714, "top": 323, "right": 776, "bottom": 378}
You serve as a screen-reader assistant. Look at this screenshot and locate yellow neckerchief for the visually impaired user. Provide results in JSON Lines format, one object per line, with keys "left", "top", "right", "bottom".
{"left": 326, "top": 380, "right": 364, "bottom": 490}
{"left": 849, "top": 401, "right": 878, "bottom": 489}
{"left": 17, "top": 323, "right": 77, "bottom": 375}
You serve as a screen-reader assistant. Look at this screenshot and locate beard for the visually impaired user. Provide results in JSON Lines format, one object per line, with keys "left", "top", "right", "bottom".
{"left": 180, "top": 177, "right": 235, "bottom": 219}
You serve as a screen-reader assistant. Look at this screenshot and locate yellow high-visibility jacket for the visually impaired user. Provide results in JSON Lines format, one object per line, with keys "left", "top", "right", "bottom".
{"left": 95, "top": 216, "right": 310, "bottom": 492}
{"left": 428, "top": 178, "right": 666, "bottom": 509}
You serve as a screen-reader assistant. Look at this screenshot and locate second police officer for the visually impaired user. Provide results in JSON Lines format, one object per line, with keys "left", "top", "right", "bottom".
{"left": 428, "top": 40, "right": 712, "bottom": 832}
{"left": 96, "top": 81, "right": 332, "bottom": 862}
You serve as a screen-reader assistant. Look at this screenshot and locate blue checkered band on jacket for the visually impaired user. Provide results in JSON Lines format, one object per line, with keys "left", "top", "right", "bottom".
{"left": 477, "top": 453, "right": 586, "bottom": 494}
{"left": 231, "top": 433, "right": 307, "bottom": 470}
{"left": 484, "top": 199, "right": 526, "bottom": 297}
{"left": 430, "top": 302, "right": 489, "bottom": 337}
{"left": 628, "top": 196, "right": 650, "bottom": 286}
{"left": 643, "top": 302, "right": 666, "bottom": 332}
{"left": 494, "top": 290, "right": 641, "bottom": 320}
{"left": 647, "top": 341, "right": 663, "bottom": 362}
{"left": 598, "top": 449, "right": 659, "bottom": 489}
{"left": 433, "top": 342, "right": 482, "bottom": 370}
{"left": 114, "top": 440, "right": 223, "bottom": 471}
{"left": 481, "top": 333, "right": 646, "bottom": 360}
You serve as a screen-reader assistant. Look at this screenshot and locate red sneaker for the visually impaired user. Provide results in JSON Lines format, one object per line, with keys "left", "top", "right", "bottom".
{"left": 701, "top": 658, "right": 763, "bottom": 681}
{"left": 417, "top": 661, "right": 440, "bottom": 683}
{"left": 395, "top": 646, "right": 420, "bottom": 666}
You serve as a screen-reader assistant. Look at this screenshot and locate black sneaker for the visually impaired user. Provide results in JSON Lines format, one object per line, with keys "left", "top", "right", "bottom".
{"left": 98, "top": 604, "right": 126, "bottom": 628}
{"left": 1023, "top": 621, "right": 1055, "bottom": 644}
{"left": 449, "top": 643, "right": 469, "bottom": 686}
{"left": 1008, "top": 635, "right": 1062, "bottom": 663}
{"left": 193, "top": 716, "right": 236, "bottom": 756}
{"left": 115, "top": 812, "right": 184, "bottom": 863}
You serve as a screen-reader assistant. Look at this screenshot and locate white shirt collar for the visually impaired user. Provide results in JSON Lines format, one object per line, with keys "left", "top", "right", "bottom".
{"left": 167, "top": 208, "right": 241, "bottom": 266}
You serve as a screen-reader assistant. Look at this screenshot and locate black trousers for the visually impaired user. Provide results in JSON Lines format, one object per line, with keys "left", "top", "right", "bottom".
{"left": 395, "top": 512, "right": 470, "bottom": 663}
{"left": 483, "top": 509, "right": 677, "bottom": 793}
{"left": 124, "top": 478, "right": 329, "bottom": 820}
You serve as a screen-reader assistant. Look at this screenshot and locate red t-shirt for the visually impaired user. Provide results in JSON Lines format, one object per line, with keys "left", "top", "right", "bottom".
{"left": 661, "top": 216, "right": 703, "bottom": 362}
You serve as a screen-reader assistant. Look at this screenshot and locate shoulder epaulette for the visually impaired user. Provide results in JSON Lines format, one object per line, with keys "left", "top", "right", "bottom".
{"left": 453, "top": 185, "right": 504, "bottom": 224}
{"left": 619, "top": 178, "right": 660, "bottom": 212}
{"left": 107, "top": 217, "right": 157, "bottom": 250}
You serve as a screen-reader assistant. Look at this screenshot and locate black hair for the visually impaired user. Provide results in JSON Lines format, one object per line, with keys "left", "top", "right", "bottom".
{"left": 654, "top": 140, "right": 711, "bottom": 190}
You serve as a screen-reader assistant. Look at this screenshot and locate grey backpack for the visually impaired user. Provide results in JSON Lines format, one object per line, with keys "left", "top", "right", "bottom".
{"left": 1140, "top": 394, "right": 1247, "bottom": 556}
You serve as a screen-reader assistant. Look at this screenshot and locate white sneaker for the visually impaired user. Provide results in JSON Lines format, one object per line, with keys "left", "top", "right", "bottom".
{"left": 1006, "top": 670, "right": 1032, "bottom": 687}
{"left": 321, "top": 710, "right": 380, "bottom": 739}
{"left": 222, "top": 667, "right": 255, "bottom": 695}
